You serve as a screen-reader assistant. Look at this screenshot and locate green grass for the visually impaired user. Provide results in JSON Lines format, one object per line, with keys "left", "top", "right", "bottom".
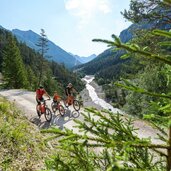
{"left": 0, "top": 97, "right": 52, "bottom": 171}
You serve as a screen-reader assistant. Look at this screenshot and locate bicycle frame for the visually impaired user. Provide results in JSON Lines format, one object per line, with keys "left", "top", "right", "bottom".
{"left": 39, "top": 100, "right": 48, "bottom": 113}
{"left": 36, "top": 99, "right": 52, "bottom": 122}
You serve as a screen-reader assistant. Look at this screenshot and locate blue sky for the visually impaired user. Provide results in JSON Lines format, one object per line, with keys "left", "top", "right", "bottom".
{"left": 0, "top": 0, "right": 131, "bottom": 56}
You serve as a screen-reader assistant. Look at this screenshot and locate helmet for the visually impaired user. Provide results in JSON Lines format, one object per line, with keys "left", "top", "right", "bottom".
{"left": 39, "top": 85, "right": 44, "bottom": 88}
{"left": 68, "top": 83, "right": 72, "bottom": 87}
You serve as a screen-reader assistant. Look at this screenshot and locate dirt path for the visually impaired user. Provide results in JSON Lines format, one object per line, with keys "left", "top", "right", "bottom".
{"left": 0, "top": 89, "right": 83, "bottom": 132}
{"left": 0, "top": 87, "right": 167, "bottom": 145}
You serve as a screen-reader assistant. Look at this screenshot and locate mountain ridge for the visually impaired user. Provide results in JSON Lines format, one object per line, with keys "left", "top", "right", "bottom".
{"left": 12, "top": 29, "right": 81, "bottom": 68}
{"left": 69, "top": 53, "right": 96, "bottom": 64}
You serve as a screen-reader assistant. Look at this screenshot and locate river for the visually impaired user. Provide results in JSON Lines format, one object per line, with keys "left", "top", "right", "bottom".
{"left": 82, "top": 75, "right": 123, "bottom": 114}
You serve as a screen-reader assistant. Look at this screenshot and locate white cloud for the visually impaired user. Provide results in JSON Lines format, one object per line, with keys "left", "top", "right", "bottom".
{"left": 99, "top": 0, "right": 111, "bottom": 14}
{"left": 64, "top": 0, "right": 112, "bottom": 28}
{"left": 65, "top": 0, "right": 80, "bottom": 10}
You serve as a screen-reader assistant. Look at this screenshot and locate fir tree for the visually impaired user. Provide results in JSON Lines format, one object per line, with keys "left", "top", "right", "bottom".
{"left": 2, "top": 34, "right": 29, "bottom": 89}
{"left": 36, "top": 29, "right": 49, "bottom": 86}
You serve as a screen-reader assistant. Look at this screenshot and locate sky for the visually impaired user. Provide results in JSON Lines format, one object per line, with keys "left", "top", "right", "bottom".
{"left": 0, "top": 0, "right": 131, "bottom": 57}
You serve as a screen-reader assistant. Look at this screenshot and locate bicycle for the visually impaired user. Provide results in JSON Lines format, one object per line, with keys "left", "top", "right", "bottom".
{"left": 51, "top": 100, "right": 65, "bottom": 116}
{"left": 64, "top": 95, "right": 81, "bottom": 111}
{"left": 36, "top": 99, "right": 52, "bottom": 122}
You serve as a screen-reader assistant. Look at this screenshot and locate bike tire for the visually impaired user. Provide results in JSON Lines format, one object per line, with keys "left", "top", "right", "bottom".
{"left": 44, "top": 108, "right": 52, "bottom": 122}
{"left": 73, "top": 100, "right": 80, "bottom": 111}
{"left": 51, "top": 102, "right": 57, "bottom": 113}
{"left": 36, "top": 105, "right": 41, "bottom": 117}
{"left": 51, "top": 102, "right": 54, "bottom": 109}
{"left": 64, "top": 100, "right": 69, "bottom": 108}
{"left": 59, "top": 105, "right": 65, "bottom": 116}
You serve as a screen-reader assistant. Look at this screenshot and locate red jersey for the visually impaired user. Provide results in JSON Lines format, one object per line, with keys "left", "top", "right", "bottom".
{"left": 36, "top": 89, "right": 46, "bottom": 99}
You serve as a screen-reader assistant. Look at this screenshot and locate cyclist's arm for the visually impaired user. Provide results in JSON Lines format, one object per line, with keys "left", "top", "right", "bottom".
{"left": 73, "top": 88, "right": 78, "bottom": 94}
{"left": 36, "top": 92, "right": 40, "bottom": 101}
{"left": 66, "top": 88, "right": 70, "bottom": 96}
{"left": 44, "top": 91, "right": 51, "bottom": 99}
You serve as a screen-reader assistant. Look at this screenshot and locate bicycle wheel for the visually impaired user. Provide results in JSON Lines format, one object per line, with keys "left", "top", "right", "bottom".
{"left": 59, "top": 105, "right": 65, "bottom": 116}
{"left": 51, "top": 102, "right": 54, "bottom": 109}
{"left": 51, "top": 102, "right": 57, "bottom": 113}
{"left": 63, "top": 99, "right": 69, "bottom": 108}
{"left": 36, "top": 105, "right": 41, "bottom": 117}
{"left": 73, "top": 100, "right": 80, "bottom": 111}
{"left": 44, "top": 108, "right": 52, "bottom": 122}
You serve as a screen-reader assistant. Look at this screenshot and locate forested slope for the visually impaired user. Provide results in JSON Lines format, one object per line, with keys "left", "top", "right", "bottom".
{"left": 0, "top": 28, "right": 84, "bottom": 95}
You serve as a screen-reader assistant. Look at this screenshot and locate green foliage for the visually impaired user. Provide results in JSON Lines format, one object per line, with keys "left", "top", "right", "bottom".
{"left": 93, "top": 28, "right": 171, "bottom": 126}
{"left": 0, "top": 97, "right": 51, "bottom": 170}
{"left": 43, "top": 108, "right": 167, "bottom": 171}
{"left": 2, "top": 34, "right": 29, "bottom": 89}
{"left": 121, "top": 0, "right": 171, "bottom": 26}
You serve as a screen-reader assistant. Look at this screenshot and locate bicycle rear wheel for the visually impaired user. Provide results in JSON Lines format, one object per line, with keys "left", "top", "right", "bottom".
{"left": 73, "top": 100, "right": 80, "bottom": 111}
{"left": 59, "top": 105, "right": 65, "bottom": 116}
{"left": 36, "top": 105, "right": 41, "bottom": 117}
{"left": 44, "top": 108, "right": 52, "bottom": 122}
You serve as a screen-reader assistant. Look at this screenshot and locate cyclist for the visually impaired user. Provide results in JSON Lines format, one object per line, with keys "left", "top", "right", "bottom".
{"left": 65, "top": 83, "right": 77, "bottom": 106}
{"left": 53, "top": 91, "right": 61, "bottom": 104}
{"left": 36, "top": 85, "right": 50, "bottom": 117}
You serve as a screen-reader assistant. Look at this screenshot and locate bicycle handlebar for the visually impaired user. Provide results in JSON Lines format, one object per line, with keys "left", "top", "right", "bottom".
{"left": 42, "top": 98, "right": 51, "bottom": 102}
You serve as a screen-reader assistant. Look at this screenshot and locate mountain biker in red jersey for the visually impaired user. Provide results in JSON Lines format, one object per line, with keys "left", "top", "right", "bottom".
{"left": 36, "top": 85, "right": 50, "bottom": 117}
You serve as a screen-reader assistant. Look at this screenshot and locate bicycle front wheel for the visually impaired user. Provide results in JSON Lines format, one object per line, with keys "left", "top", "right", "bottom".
{"left": 59, "top": 105, "right": 65, "bottom": 116}
{"left": 51, "top": 102, "right": 57, "bottom": 113}
{"left": 73, "top": 100, "right": 80, "bottom": 111}
{"left": 44, "top": 108, "right": 52, "bottom": 122}
{"left": 63, "top": 100, "right": 69, "bottom": 108}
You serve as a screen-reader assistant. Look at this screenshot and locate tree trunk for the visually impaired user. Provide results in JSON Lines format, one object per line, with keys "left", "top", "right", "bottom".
{"left": 167, "top": 126, "right": 171, "bottom": 171}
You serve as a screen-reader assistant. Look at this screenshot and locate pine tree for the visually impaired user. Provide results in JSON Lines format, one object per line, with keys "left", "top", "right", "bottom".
{"left": 36, "top": 29, "right": 49, "bottom": 86}
{"left": 2, "top": 34, "right": 29, "bottom": 89}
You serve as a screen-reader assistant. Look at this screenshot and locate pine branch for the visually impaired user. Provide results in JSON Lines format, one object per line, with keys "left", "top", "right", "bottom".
{"left": 153, "top": 29, "right": 171, "bottom": 39}
{"left": 93, "top": 34, "right": 171, "bottom": 66}
{"left": 115, "top": 81, "right": 171, "bottom": 100}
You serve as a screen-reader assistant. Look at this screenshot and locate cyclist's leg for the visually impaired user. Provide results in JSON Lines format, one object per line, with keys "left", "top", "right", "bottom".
{"left": 70, "top": 96, "right": 74, "bottom": 105}
{"left": 36, "top": 97, "right": 44, "bottom": 116}
{"left": 67, "top": 96, "right": 70, "bottom": 105}
{"left": 68, "top": 95, "right": 73, "bottom": 105}
{"left": 36, "top": 98, "right": 41, "bottom": 117}
{"left": 36, "top": 98, "right": 40, "bottom": 110}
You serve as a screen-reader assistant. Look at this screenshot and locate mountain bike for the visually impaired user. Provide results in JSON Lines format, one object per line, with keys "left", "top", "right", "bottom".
{"left": 51, "top": 101, "right": 65, "bottom": 116}
{"left": 36, "top": 99, "right": 52, "bottom": 122}
{"left": 64, "top": 95, "right": 81, "bottom": 111}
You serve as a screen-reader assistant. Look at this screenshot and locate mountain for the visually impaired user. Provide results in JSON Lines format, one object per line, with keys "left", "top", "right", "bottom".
{"left": 69, "top": 53, "right": 97, "bottom": 64}
{"left": 80, "top": 54, "right": 97, "bottom": 63}
{"left": 12, "top": 29, "right": 81, "bottom": 68}
{"left": 74, "top": 24, "right": 134, "bottom": 75}
{"left": 75, "top": 21, "right": 160, "bottom": 76}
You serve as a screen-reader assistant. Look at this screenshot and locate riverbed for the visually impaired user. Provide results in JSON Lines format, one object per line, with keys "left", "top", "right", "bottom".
{"left": 81, "top": 75, "right": 123, "bottom": 114}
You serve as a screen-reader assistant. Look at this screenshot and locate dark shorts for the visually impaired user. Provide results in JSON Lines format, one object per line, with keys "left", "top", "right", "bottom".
{"left": 36, "top": 97, "right": 44, "bottom": 105}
